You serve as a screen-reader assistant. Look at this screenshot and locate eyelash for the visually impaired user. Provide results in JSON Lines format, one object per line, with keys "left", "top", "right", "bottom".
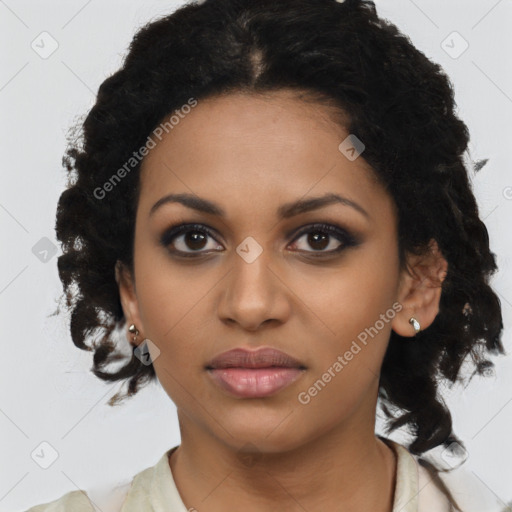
{"left": 159, "top": 222, "right": 360, "bottom": 259}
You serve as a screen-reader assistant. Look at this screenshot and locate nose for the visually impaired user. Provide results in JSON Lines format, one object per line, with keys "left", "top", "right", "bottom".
{"left": 216, "top": 244, "right": 291, "bottom": 331}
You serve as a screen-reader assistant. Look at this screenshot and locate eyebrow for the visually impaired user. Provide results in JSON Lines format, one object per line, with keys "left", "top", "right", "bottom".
{"left": 149, "top": 192, "right": 369, "bottom": 220}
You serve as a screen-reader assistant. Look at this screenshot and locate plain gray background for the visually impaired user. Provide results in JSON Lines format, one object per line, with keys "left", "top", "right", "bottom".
{"left": 1, "top": 1, "right": 511, "bottom": 510}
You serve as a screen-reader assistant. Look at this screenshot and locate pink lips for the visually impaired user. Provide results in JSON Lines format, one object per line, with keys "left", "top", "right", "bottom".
{"left": 206, "top": 347, "right": 306, "bottom": 398}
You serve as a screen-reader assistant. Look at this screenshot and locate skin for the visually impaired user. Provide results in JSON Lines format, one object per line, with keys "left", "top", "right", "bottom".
{"left": 116, "top": 89, "right": 448, "bottom": 512}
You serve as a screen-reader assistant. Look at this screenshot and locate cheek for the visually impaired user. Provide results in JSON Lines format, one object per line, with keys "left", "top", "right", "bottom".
{"left": 133, "top": 249, "right": 229, "bottom": 398}
{"left": 136, "top": 271, "right": 212, "bottom": 408}
{"left": 137, "top": 276, "right": 209, "bottom": 360}
{"left": 290, "top": 243, "right": 400, "bottom": 402}
{"left": 134, "top": 239, "right": 213, "bottom": 338}
{"left": 292, "top": 246, "right": 400, "bottom": 345}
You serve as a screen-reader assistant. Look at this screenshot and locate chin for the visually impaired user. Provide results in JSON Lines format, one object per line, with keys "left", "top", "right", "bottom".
{"left": 217, "top": 419, "right": 307, "bottom": 454}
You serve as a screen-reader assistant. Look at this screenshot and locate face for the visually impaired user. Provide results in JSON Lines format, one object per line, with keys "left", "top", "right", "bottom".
{"left": 117, "top": 90, "right": 427, "bottom": 454}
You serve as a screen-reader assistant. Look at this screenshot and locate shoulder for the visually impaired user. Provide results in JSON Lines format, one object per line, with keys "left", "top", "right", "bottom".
{"left": 23, "top": 470, "right": 144, "bottom": 512}
{"left": 386, "top": 438, "right": 503, "bottom": 512}
{"left": 417, "top": 459, "right": 505, "bottom": 512}
{"left": 24, "top": 482, "right": 133, "bottom": 512}
{"left": 23, "top": 447, "right": 180, "bottom": 512}
{"left": 24, "top": 490, "right": 96, "bottom": 512}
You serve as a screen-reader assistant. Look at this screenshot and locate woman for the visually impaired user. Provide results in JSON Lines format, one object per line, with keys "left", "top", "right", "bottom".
{"left": 26, "top": 0, "right": 506, "bottom": 510}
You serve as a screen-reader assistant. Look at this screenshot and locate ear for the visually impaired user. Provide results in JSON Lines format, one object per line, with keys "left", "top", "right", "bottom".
{"left": 391, "top": 239, "right": 448, "bottom": 337}
{"left": 115, "top": 260, "right": 145, "bottom": 346}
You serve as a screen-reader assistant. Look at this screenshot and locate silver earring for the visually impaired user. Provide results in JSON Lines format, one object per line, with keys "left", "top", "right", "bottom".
{"left": 128, "top": 324, "right": 139, "bottom": 344}
{"left": 409, "top": 317, "right": 421, "bottom": 335}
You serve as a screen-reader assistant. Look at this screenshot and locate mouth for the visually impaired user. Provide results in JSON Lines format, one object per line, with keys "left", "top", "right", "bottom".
{"left": 205, "top": 347, "right": 307, "bottom": 398}
{"left": 205, "top": 347, "right": 306, "bottom": 370}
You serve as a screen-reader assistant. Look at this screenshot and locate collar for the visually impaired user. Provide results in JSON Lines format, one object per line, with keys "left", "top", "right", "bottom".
{"left": 122, "top": 439, "right": 438, "bottom": 512}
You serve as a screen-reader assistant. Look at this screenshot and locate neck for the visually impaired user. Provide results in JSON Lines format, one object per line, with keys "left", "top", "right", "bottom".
{"left": 168, "top": 408, "right": 397, "bottom": 512}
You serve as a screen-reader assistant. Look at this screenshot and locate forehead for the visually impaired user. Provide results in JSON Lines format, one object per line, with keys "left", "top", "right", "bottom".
{"left": 137, "top": 90, "right": 389, "bottom": 219}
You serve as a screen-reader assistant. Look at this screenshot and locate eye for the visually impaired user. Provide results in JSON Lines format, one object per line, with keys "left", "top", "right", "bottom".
{"left": 160, "top": 223, "right": 223, "bottom": 257}
{"left": 288, "top": 223, "right": 358, "bottom": 255}
{"left": 160, "top": 222, "right": 360, "bottom": 259}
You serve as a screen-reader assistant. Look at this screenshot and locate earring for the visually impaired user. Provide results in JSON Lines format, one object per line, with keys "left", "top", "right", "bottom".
{"left": 128, "top": 324, "right": 154, "bottom": 366}
{"left": 409, "top": 317, "right": 421, "bottom": 335}
{"left": 128, "top": 324, "right": 139, "bottom": 345}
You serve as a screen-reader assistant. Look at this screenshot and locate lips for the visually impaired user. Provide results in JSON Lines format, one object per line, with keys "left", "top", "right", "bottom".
{"left": 205, "top": 347, "right": 306, "bottom": 370}
{"left": 205, "top": 347, "right": 307, "bottom": 398}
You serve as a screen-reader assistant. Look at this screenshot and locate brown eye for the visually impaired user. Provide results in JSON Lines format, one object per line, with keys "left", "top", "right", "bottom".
{"left": 303, "top": 232, "right": 331, "bottom": 251}
{"left": 288, "top": 223, "right": 359, "bottom": 255}
{"left": 181, "top": 231, "right": 208, "bottom": 251}
{"left": 160, "top": 224, "right": 223, "bottom": 256}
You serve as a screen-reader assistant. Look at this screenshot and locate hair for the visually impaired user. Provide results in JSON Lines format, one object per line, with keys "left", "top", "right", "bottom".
{"left": 55, "top": 0, "right": 504, "bottom": 494}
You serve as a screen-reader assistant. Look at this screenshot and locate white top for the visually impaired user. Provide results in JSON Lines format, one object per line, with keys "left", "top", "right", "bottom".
{"left": 24, "top": 439, "right": 502, "bottom": 512}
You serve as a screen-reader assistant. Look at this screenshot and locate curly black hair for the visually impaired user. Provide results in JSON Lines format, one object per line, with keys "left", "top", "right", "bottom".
{"left": 55, "top": 0, "right": 505, "bottom": 474}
